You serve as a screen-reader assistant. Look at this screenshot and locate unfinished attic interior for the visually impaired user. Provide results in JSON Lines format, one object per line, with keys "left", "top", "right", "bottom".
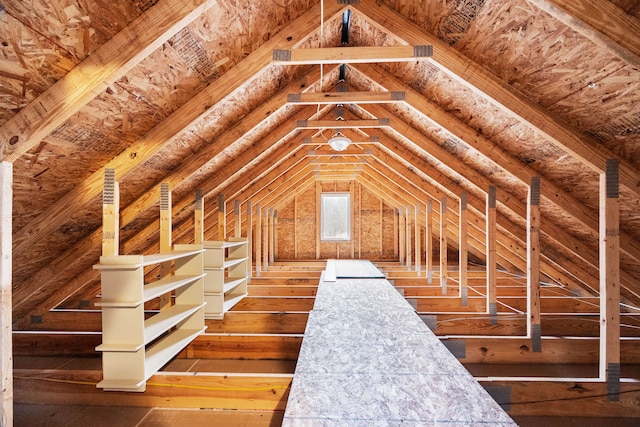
{"left": 1, "top": 0, "right": 640, "bottom": 425}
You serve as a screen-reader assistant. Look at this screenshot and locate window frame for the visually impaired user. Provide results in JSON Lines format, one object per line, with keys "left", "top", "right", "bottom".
{"left": 320, "top": 192, "right": 351, "bottom": 242}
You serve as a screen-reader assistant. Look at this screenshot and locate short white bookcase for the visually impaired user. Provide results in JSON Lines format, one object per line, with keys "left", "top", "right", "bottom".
{"left": 94, "top": 244, "right": 206, "bottom": 392}
{"left": 203, "top": 237, "right": 249, "bottom": 319}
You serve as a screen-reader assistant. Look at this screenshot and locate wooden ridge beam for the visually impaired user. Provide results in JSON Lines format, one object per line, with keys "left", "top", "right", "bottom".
{"left": 351, "top": 0, "right": 640, "bottom": 199}
{"left": 288, "top": 91, "right": 405, "bottom": 104}
{"left": 0, "top": 0, "right": 221, "bottom": 161}
{"left": 272, "top": 45, "right": 432, "bottom": 65}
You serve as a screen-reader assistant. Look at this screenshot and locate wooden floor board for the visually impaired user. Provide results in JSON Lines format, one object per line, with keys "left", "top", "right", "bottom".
{"left": 14, "top": 404, "right": 151, "bottom": 427}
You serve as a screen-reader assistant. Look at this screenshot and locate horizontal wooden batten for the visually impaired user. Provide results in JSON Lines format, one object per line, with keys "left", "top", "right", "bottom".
{"left": 14, "top": 370, "right": 291, "bottom": 410}
{"left": 287, "top": 91, "right": 405, "bottom": 104}
{"left": 297, "top": 119, "right": 390, "bottom": 129}
{"left": 272, "top": 45, "right": 432, "bottom": 65}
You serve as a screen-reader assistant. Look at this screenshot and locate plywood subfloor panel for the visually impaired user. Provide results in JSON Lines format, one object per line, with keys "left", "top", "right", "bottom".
{"left": 284, "top": 276, "right": 516, "bottom": 426}
{"left": 334, "top": 259, "right": 386, "bottom": 278}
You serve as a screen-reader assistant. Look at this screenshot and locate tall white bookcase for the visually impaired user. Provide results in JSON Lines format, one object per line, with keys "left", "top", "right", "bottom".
{"left": 94, "top": 244, "right": 206, "bottom": 392}
{"left": 203, "top": 237, "right": 249, "bottom": 319}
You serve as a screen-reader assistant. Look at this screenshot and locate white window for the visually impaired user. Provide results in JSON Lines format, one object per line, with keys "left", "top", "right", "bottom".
{"left": 321, "top": 192, "right": 351, "bottom": 241}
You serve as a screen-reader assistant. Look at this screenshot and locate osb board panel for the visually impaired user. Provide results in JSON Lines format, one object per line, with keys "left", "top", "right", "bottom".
{"left": 381, "top": 202, "right": 396, "bottom": 258}
{"left": 277, "top": 199, "right": 296, "bottom": 259}
{"left": 294, "top": 187, "right": 317, "bottom": 259}
{"left": 0, "top": 0, "right": 139, "bottom": 125}
{"left": 359, "top": 185, "right": 383, "bottom": 258}
{"left": 195, "top": 0, "right": 317, "bottom": 66}
{"left": 12, "top": 205, "right": 102, "bottom": 287}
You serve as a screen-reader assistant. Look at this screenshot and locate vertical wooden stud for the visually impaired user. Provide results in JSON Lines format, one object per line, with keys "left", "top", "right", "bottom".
{"left": 316, "top": 182, "right": 321, "bottom": 259}
{"left": 414, "top": 205, "right": 421, "bottom": 274}
{"left": 159, "top": 183, "right": 172, "bottom": 310}
{"left": 246, "top": 201, "right": 252, "bottom": 282}
{"left": 399, "top": 207, "right": 405, "bottom": 265}
{"left": 440, "top": 197, "right": 448, "bottom": 295}
{"left": 234, "top": 199, "right": 241, "bottom": 238}
{"left": 393, "top": 207, "right": 399, "bottom": 259}
{"left": 0, "top": 162, "right": 13, "bottom": 427}
{"left": 160, "top": 183, "right": 172, "bottom": 254}
{"left": 406, "top": 205, "right": 412, "bottom": 268}
{"left": 217, "top": 193, "right": 226, "bottom": 240}
{"left": 358, "top": 183, "right": 362, "bottom": 259}
{"left": 487, "top": 186, "right": 497, "bottom": 325}
{"left": 600, "top": 159, "right": 620, "bottom": 401}
{"left": 269, "top": 208, "right": 275, "bottom": 266}
{"left": 102, "top": 169, "right": 119, "bottom": 257}
{"left": 263, "top": 208, "right": 269, "bottom": 271}
{"left": 274, "top": 209, "right": 279, "bottom": 261}
{"left": 379, "top": 199, "right": 383, "bottom": 257}
{"left": 255, "top": 203, "right": 261, "bottom": 277}
{"left": 194, "top": 189, "right": 204, "bottom": 245}
{"left": 527, "top": 177, "right": 541, "bottom": 351}
{"left": 426, "top": 200, "right": 433, "bottom": 284}
{"left": 294, "top": 196, "right": 298, "bottom": 258}
{"left": 350, "top": 181, "right": 355, "bottom": 258}
{"left": 459, "top": 191, "right": 468, "bottom": 307}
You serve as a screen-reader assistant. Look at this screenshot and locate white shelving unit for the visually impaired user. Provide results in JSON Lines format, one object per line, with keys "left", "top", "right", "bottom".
{"left": 203, "top": 237, "right": 249, "bottom": 319}
{"left": 94, "top": 244, "right": 206, "bottom": 392}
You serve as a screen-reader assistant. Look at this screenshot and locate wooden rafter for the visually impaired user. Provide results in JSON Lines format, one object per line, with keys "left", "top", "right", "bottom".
{"left": 526, "top": 0, "right": 640, "bottom": 68}
{"left": 354, "top": 64, "right": 640, "bottom": 266}
{"left": 0, "top": 0, "right": 221, "bottom": 161}
{"left": 351, "top": 0, "right": 640, "bottom": 199}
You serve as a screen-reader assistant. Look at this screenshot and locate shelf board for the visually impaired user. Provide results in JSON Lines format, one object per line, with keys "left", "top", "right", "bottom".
{"left": 95, "top": 249, "right": 204, "bottom": 270}
{"left": 143, "top": 274, "right": 205, "bottom": 303}
{"left": 96, "top": 378, "right": 146, "bottom": 392}
{"left": 95, "top": 342, "right": 143, "bottom": 352}
{"left": 223, "top": 257, "right": 247, "bottom": 269}
{"left": 224, "top": 292, "right": 248, "bottom": 312}
{"left": 144, "top": 303, "right": 204, "bottom": 345}
{"left": 95, "top": 301, "right": 140, "bottom": 308}
{"left": 145, "top": 327, "right": 206, "bottom": 377}
{"left": 224, "top": 277, "right": 247, "bottom": 293}
{"left": 203, "top": 239, "right": 246, "bottom": 249}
